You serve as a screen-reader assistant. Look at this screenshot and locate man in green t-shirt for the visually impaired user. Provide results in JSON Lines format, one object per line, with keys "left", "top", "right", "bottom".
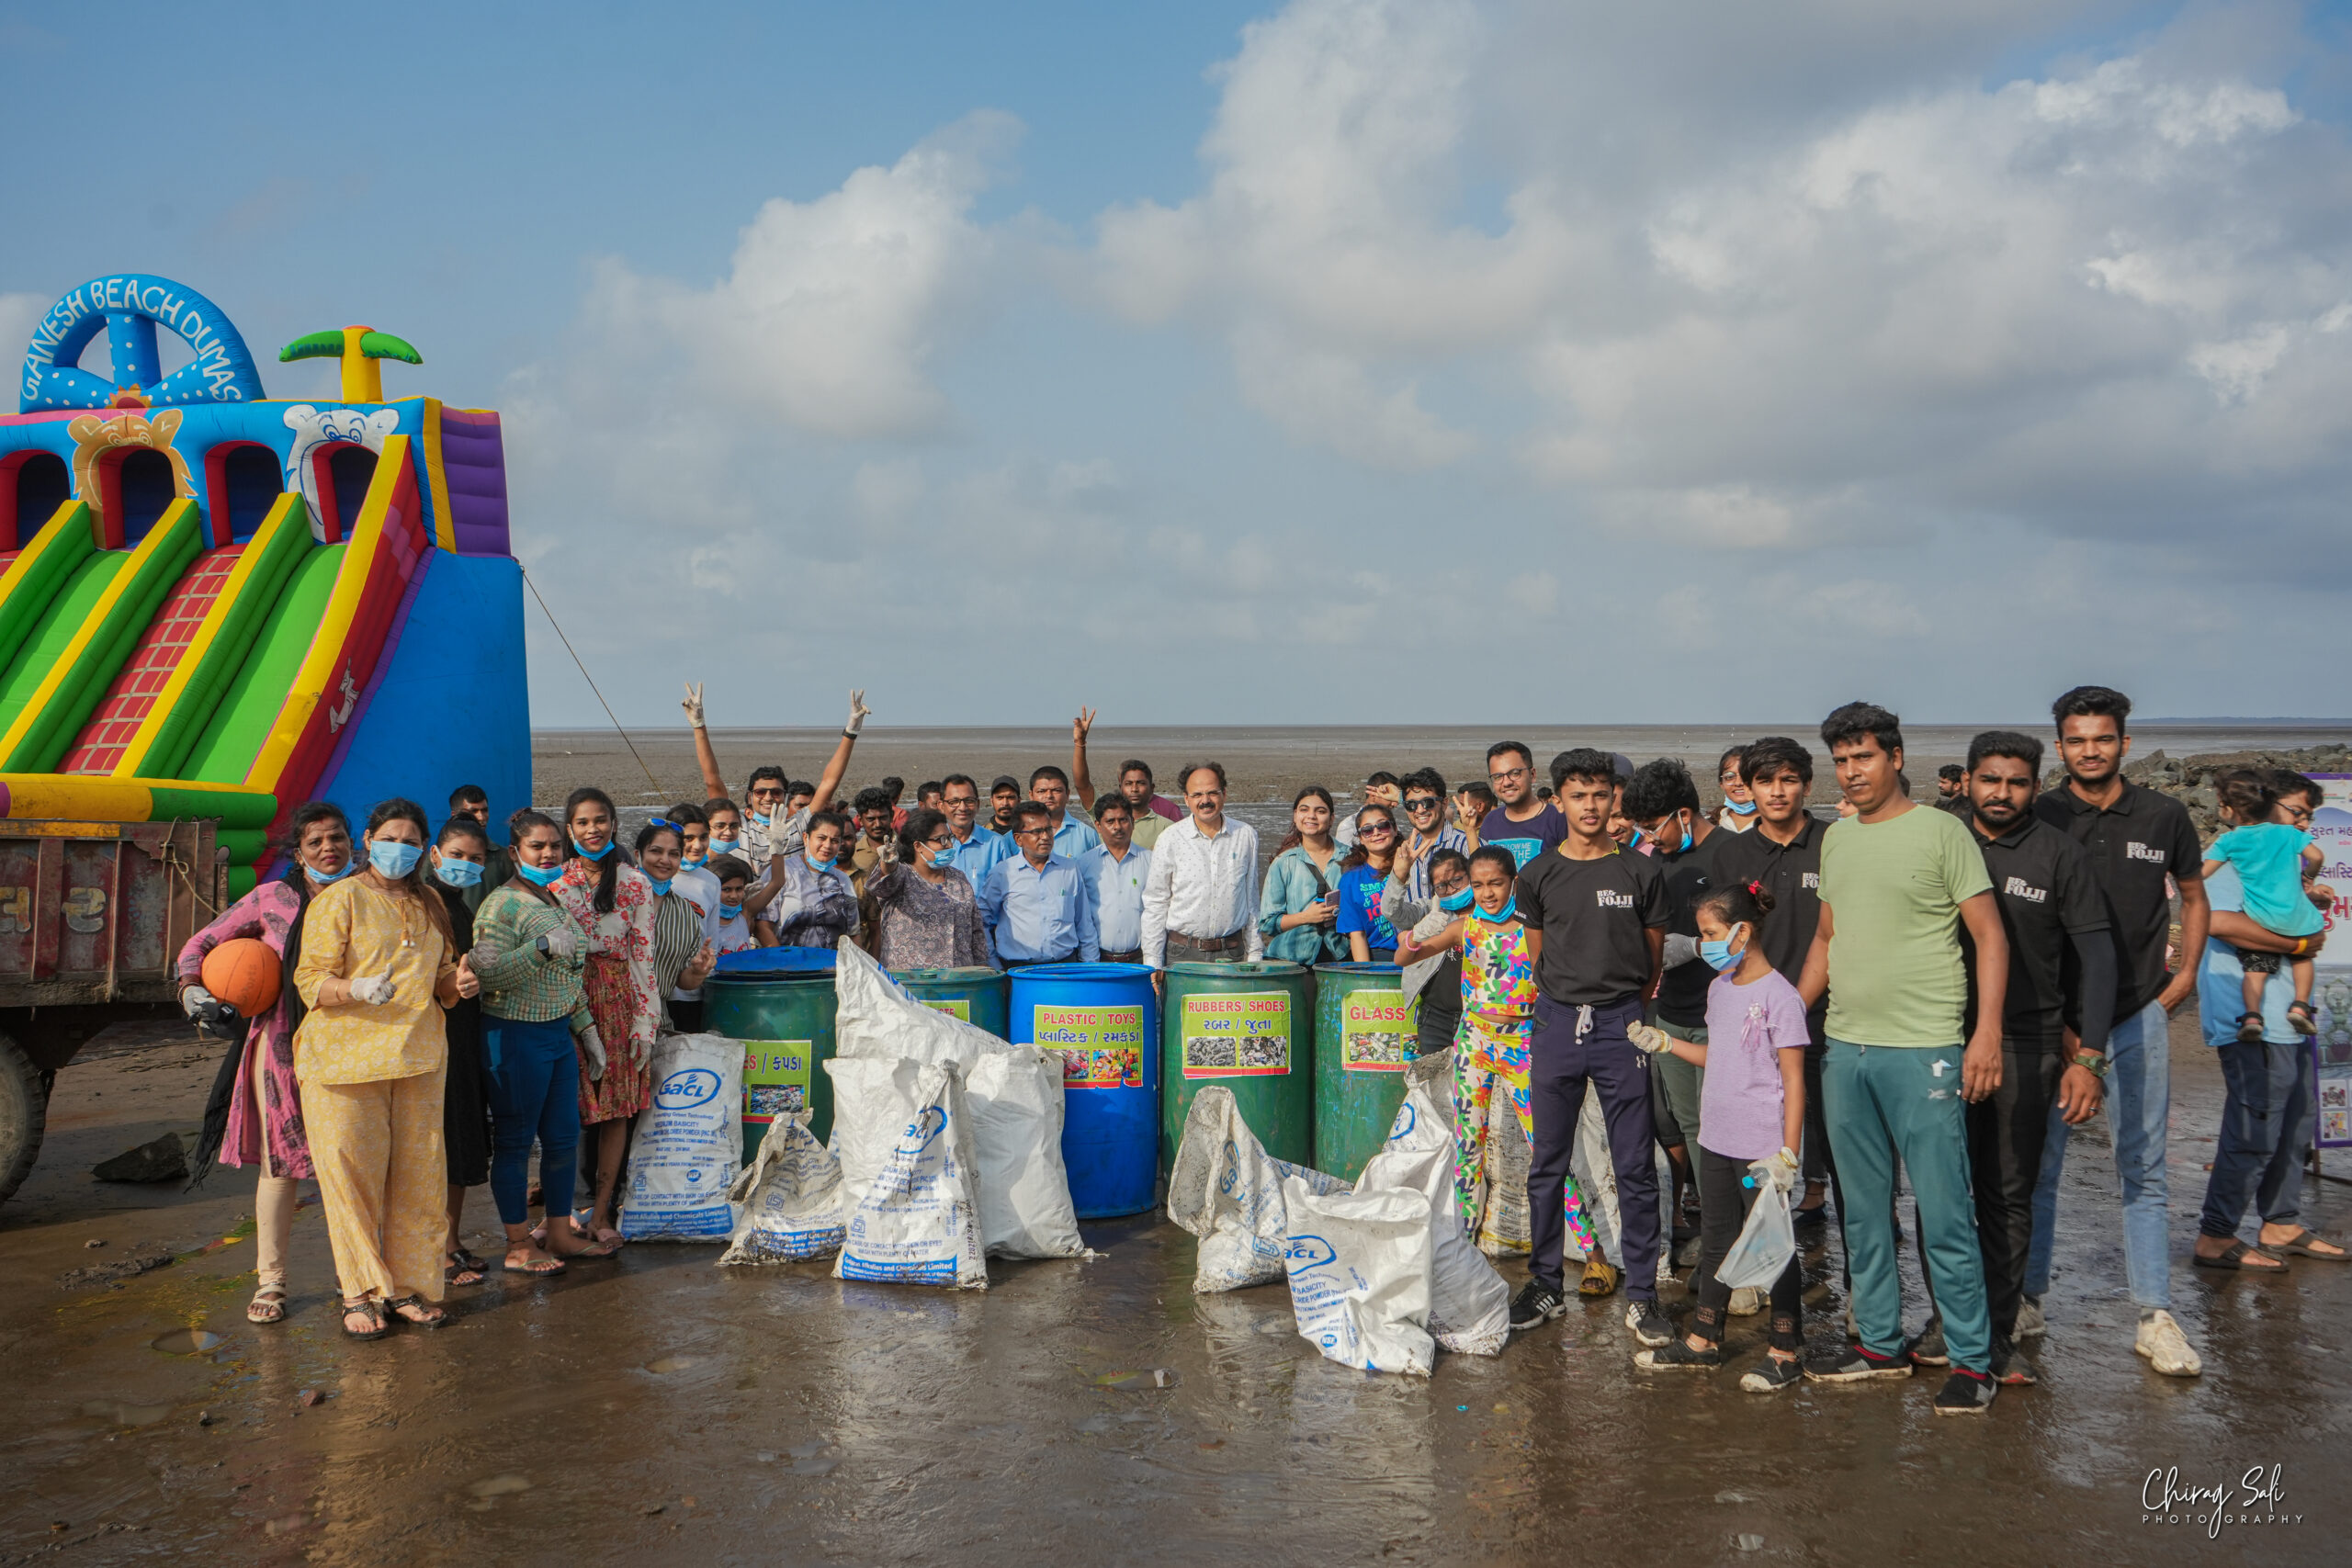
{"left": 1797, "top": 702, "right": 2011, "bottom": 1414}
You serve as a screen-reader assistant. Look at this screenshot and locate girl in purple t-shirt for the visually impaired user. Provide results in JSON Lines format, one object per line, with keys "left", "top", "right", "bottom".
{"left": 1627, "top": 877, "right": 1809, "bottom": 1390}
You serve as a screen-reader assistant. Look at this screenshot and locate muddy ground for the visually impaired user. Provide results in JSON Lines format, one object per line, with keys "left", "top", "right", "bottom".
{"left": 2, "top": 1014, "right": 2346, "bottom": 1567}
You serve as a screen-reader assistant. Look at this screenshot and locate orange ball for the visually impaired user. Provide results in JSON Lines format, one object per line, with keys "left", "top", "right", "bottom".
{"left": 199, "top": 937, "right": 282, "bottom": 1018}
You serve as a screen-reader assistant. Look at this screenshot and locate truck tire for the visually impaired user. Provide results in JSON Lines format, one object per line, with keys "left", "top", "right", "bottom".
{"left": 0, "top": 1032, "right": 46, "bottom": 1205}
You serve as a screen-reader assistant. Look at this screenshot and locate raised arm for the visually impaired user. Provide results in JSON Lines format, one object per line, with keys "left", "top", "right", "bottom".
{"left": 684, "top": 682, "right": 726, "bottom": 800}
{"left": 808, "top": 689, "right": 870, "bottom": 813}
{"left": 1071, "top": 708, "right": 1098, "bottom": 805}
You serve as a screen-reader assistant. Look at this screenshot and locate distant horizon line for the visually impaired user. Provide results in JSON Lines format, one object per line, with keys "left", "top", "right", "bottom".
{"left": 529, "top": 717, "right": 2352, "bottom": 735}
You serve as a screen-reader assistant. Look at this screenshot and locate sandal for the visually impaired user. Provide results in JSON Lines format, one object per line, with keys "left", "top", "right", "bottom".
{"left": 2261, "top": 1227, "right": 2350, "bottom": 1260}
{"left": 1578, "top": 1257, "right": 1622, "bottom": 1298}
{"left": 446, "top": 1248, "right": 489, "bottom": 1286}
{"left": 501, "top": 1251, "right": 567, "bottom": 1276}
{"left": 247, "top": 1282, "right": 288, "bottom": 1325}
{"left": 2287, "top": 1001, "right": 2319, "bottom": 1037}
{"left": 386, "top": 1295, "right": 448, "bottom": 1328}
{"left": 2193, "top": 1238, "right": 2287, "bottom": 1272}
{"left": 341, "top": 1299, "right": 390, "bottom": 1339}
{"left": 2234, "top": 1012, "right": 2266, "bottom": 1043}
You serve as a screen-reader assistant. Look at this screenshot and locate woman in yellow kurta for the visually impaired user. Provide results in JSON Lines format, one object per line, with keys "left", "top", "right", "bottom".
{"left": 294, "top": 798, "right": 480, "bottom": 1338}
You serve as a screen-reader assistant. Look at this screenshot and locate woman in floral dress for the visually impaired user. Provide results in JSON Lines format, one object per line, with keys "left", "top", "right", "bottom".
{"left": 862, "top": 809, "right": 993, "bottom": 969}
{"left": 555, "top": 787, "right": 658, "bottom": 1247}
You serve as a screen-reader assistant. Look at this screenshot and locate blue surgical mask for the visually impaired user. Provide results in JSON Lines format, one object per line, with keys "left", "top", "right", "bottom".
{"left": 650, "top": 876, "right": 674, "bottom": 897}
{"left": 684, "top": 852, "right": 707, "bottom": 868}
{"left": 307, "top": 860, "right": 351, "bottom": 885}
{"left": 1439, "top": 886, "right": 1476, "bottom": 913}
{"left": 808, "top": 855, "right": 837, "bottom": 874}
{"left": 1727, "top": 797, "right": 1758, "bottom": 817}
{"left": 369, "top": 840, "right": 423, "bottom": 878}
{"left": 751, "top": 810, "right": 772, "bottom": 828}
{"left": 710, "top": 836, "right": 740, "bottom": 856}
{"left": 435, "top": 857, "right": 483, "bottom": 889}
{"left": 1474, "top": 896, "right": 1519, "bottom": 924}
{"left": 571, "top": 836, "right": 615, "bottom": 862}
{"left": 719, "top": 902, "right": 744, "bottom": 921}
{"left": 516, "top": 862, "right": 563, "bottom": 888}
{"left": 1700, "top": 924, "right": 1747, "bottom": 972}
{"left": 1661, "top": 816, "right": 1693, "bottom": 854}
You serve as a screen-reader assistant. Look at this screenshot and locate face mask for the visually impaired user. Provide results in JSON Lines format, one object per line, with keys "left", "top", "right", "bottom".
{"left": 571, "top": 835, "right": 615, "bottom": 862}
{"left": 308, "top": 859, "right": 351, "bottom": 885}
{"left": 1700, "top": 925, "right": 1747, "bottom": 972}
{"left": 1474, "top": 895, "right": 1520, "bottom": 924}
{"left": 435, "top": 857, "right": 483, "bottom": 889}
{"left": 516, "top": 862, "right": 563, "bottom": 887}
{"left": 808, "top": 856, "right": 837, "bottom": 874}
{"left": 1658, "top": 815, "right": 1692, "bottom": 854}
{"left": 751, "top": 810, "right": 772, "bottom": 828}
{"left": 1727, "top": 797, "right": 1758, "bottom": 817}
{"left": 369, "top": 840, "right": 423, "bottom": 878}
{"left": 719, "top": 902, "right": 744, "bottom": 921}
{"left": 684, "top": 852, "right": 707, "bottom": 868}
{"left": 1439, "top": 886, "right": 1476, "bottom": 913}
{"left": 650, "top": 876, "right": 674, "bottom": 897}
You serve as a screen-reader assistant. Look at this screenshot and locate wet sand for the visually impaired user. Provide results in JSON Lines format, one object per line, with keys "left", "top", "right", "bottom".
{"left": 4, "top": 1016, "right": 2346, "bottom": 1565}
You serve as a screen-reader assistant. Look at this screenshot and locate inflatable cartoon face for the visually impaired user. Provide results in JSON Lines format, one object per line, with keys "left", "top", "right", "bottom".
{"left": 282, "top": 404, "right": 400, "bottom": 539}
{"left": 65, "top": 408, "right": 195, "bottom": 525}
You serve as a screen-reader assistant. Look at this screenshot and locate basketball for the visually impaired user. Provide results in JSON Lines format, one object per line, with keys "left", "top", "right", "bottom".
{"left": 199, "top": 938, "right": 281, "bottom": 1018}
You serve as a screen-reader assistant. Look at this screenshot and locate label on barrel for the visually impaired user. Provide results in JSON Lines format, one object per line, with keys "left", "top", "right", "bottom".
{"left": 1181, "top": 991, "right": 1291, "bottom": 1077}
{"left": 741, "top": 1039, "right": 814, "bottom": 1127}
{"left": 1031, "top": 1003, "right": 1146, "bottom": 1089}
{"left": 921, "top": 998, "right": 971, "bottom": 1022}
{"left": 1341, "top": 989, "right": 1419, "bottom": 1072}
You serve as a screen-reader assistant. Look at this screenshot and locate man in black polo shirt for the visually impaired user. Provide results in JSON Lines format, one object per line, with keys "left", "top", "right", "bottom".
{"left": 2027, "top": 685, "right": 2207, "bottom": 1379}
{"left": 1708, "top": 737, "right": 1833, "bottom": 1221}
{"left": 1507, "top": 748, "right": 1673, "bottom": 1347}
{"left": 1623, "top": 758, "right": 1719, "bottom": 1259}
{"left": 1953, "top": 731, "right": 2114, "bottom": 1382}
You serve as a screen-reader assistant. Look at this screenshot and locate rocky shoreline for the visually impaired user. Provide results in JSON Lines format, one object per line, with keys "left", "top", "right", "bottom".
{"left": 2098, "top": 741, "right": 2352, "bottom": 843}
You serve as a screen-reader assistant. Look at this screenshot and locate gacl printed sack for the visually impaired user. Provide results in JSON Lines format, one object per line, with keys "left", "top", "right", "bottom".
{"left": 830, "top": 1057, "right": 988, "bottom": 1289}
{"left": 718, "top": 1114, "right": 846, "bottom": 1266}
{"left": 1716, "top": 1179, "right": 1796, "bottom": 1291}
{"left": 619, "top": 1032, "right": 743, "bottom": 1242}
{"left": 1165, "top": 1085, "right": 1345, "bottom": 1292}
{"left": 832, "top": 943, "right": 1083, "bottom": 1259}
{"left": 1356, "top": 1077, "right": 1510, "bottom": 1356}
{"left": 1281, "top": 1176, "right": 1436, "bottom": 1377}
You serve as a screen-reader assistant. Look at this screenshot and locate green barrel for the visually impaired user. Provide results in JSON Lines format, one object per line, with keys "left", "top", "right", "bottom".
{"left": 1159, "top": 960, "right": 1315, "bottom": 1171}
{"left": 703, "top": 950, "right": 840, "bottom": 1166}
{"left": 890, "top": 966, "right": 1009, "bottom": 1038}
{"left": 1312, "top": 962, "right": 1419, "bottom": 1181}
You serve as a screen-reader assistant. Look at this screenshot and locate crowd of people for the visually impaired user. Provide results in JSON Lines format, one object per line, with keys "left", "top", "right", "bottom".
{"left": 171, "top": 683, "right": 2343, "bottom": 1409}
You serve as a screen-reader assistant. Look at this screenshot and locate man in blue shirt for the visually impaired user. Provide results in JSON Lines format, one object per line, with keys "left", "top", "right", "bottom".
{"left": 939, "top": 774, "right": 1012, "bottom": 886}
{"left": 1029, "top": 766, "right": 1102, "bottom": 860}
{"left": 1080, "top": 796, "right": 1152, "bottom": 964}
{"left": 981, "top": 803, "right": 1100, "bottom": 968}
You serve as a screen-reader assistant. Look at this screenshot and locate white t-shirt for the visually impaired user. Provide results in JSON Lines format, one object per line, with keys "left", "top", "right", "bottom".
{"left": 669, "top": 864, "right": 724, "bottom": 1001}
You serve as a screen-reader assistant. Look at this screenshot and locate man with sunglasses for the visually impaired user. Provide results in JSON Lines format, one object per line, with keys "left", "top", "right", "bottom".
{"left": 1390, "top": 769, "right": 1470, "bottom": 906}
{"left": 1480, "top": 741, "right": 1568, "bottom": 870}
{"left": 979, "top": 803, "right": 1101, "bottom": 969}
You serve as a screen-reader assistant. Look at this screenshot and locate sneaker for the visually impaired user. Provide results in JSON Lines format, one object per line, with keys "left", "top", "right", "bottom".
{"left": 1634, "top": 1337, "right": 1724, "bottom": 1371}
{"left": 1907, "top": 1315, "right": 1950, "bottom": 1367}
{"left": 2012, "top": 1295, "right": 2046, "bottom": 1340}
{"left": 1728, "top": 1286, "right": 1766, "bottom": 1316}
{"left": 1509, "top": 1280, "right": 1567, "bottom": 1331}
{"left": 1741, "top": 1354, "right": 1804, "bottom": 1393}
{"left": 1991, "top": 1337, "right": 2037, "bottom": 1386}
{"left": 2134, "top": 1310, "right": 2203, "bottom": 1378}
{"left": 1624, "top": 1300, "right": 1675, "bottom": 1348}
{"left": 1803, "top": 1344, "right": 1913, "bottom": 1382}
{"left": 1932, "top": 1370, "right": 1997, "bottom": 1415}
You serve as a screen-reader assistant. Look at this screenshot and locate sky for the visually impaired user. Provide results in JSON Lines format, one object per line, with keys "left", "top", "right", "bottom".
{"left": 6, "top": 0, "right": 2351, "bottom": 728}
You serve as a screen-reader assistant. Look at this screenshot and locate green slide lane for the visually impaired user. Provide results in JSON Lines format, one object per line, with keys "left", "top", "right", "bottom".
{"left": 0, "top": 553, "right": 130, "bottom": 739}
{"left": 183, "top": 544, "right": 345, "bottom": 784}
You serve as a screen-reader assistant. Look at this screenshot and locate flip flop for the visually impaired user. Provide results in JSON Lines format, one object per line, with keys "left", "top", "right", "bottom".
{"left": 2193, "top": 1238, "right": 2286, "bottom": 1272}
{"left": 502, "top": 1254, "right": 567, "bottom": 1276}
{"left": 341, "top": 1299, "right": 390, "bottom": 1339}
{"left": 386, "top": 1295, "right": 448, "bottom": 1329}
{"left": 2262, "top": 1227, "right": 2350, "bottom": 1260}
{"left": 446, "top": 1249, "right": 489, "bottom": 1286}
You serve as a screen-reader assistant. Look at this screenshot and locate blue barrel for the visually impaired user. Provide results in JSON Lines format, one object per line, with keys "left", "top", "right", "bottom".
{"left": 1010, "top": 962, "right": 1158, "bottom": 1219}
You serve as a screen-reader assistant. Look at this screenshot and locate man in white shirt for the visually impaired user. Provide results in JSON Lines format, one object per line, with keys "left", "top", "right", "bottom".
{"left": 1141, "top": 761, "right": 1263, "bottom": 972}
{"left": 1080, "top": 796, "right": 1152, "bottom": 964}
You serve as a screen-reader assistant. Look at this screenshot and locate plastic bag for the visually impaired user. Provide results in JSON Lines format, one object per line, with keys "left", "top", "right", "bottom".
{"left": 618, "top": 1032, "right": 743, "bottom": 1242}
{"left": 718, "top": 1114, "right": 845, "bottom": 1266}
{"left": 1165, "top": 1085, "right": 1346, "bottom": 1292}
{"left": 832, "top": 943, "right": 1083, "bottom": 1259}
{"left": 1281, "top": 1176, "right": 1436, "bottom": 1376}
{"left": 1717, "top": 1179, "right": 1795, "bottom": 1290}
{"left": 1356, "top": 1076, "right": 1510, "bottom": 1356}
{"left": 831, "top": 1057, "right": 988, "bottom": 1289}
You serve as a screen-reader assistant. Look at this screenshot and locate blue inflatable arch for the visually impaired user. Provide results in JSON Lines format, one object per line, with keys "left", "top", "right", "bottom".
{"left": 18, "top": 274, "right": 266, "bottom": 412}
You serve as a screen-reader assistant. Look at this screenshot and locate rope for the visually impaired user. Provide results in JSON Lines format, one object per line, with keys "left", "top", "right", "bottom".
{"left": 520, "top": 566, "right": 669, "bottom": 801}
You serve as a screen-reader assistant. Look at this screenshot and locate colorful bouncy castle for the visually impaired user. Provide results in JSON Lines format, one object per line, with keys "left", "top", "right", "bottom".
{"left": 0, "top": 274, "right": 529, "bottom": 896}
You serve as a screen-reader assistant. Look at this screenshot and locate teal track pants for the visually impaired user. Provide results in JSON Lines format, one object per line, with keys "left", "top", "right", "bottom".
{"left": 1822, "top": 1040, "right": 1992, "bottom": 1373}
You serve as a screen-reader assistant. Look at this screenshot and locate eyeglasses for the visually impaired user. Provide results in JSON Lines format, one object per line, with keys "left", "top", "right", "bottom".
{"left": 1403, "top": 796, "right": 1442, "bottom": 812}
{"left": 1487, "top": 766, "right": 1529, "bottom": 784}
{"left": 1014, "top": 827, "right": 1053, "bottom": 840}
{"left": 923, "top": 838, "right": 953, "bottom": 852}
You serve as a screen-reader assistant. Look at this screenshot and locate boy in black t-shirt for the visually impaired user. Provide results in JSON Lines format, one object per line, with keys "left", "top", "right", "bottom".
{"left": 1508, "top": 749, "right": 1674, "bottom": 1346}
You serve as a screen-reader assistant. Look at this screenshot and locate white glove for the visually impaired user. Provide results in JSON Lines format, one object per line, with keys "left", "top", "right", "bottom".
{"left": 681, "top": 680, "right": 705, "bottom": 728}
{"left": 537, "top": 924, "right": 580, "bottom": 961}
{"left": 1747, "top": 1147, "right": 1800, "bottom": 1195}
{"left": 181, "top": 984, "right": 218, "bottom": 1021}
{"left": 577, "top": 1023, "right": 607, "bottom": 1081}
{"left": 594, "top": 912, "right": 627, "bottom": 941}
{"left": 1627, "top": 1020, "right": 1674, "bottom": 1055}
{"left": 351, "top": 974, "right": 395, "bottom": 1007}
{"left": 1661, "top": 932, "right": 1699, "bottom": 969}
{"left": 844, "top": 687, "right": 870, "bottom": 736}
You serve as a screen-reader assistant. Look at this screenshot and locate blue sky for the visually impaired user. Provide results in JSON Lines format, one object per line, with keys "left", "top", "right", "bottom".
{"left": 6, "top": 1, "right": 2350, "bottom": 728}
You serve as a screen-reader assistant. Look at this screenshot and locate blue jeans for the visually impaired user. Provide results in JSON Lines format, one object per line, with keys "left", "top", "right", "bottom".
{"left": 485, "top": 1015, "right": 582, "bottom": 1227}
{"left": 2025, "top": 997, "right": 2171, "bottom": 1308}
{"left": 2198, "top": 1039, "right": 2315, "bottom": 1238}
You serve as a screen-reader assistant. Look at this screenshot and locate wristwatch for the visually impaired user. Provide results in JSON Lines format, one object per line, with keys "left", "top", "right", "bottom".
{"left": 2073, "top": 1050, "right": 2109, "bottom": 1080}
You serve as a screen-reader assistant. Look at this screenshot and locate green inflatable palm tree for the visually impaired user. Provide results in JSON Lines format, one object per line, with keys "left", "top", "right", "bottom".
{"left": 278, "top": 327, "right": 422, "bottom": 403}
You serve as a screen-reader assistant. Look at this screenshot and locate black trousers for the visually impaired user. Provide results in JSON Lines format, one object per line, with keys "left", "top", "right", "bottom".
{"left": 1692, "top": 1145, "right": 1804, "bottom": 1351}
{"left": 1965, "top": 1044, "right": 2064, "bottom": 1337}
{"left": 1529, "top": 994, "right": 1659, "bottom": 1299}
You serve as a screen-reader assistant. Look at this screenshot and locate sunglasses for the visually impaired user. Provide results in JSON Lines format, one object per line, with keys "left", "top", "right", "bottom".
{"left": 1359, "top": 820, "right": 1396, "bottom": 835}
{"left": 1404, "top": 796, "right": 1442, "bottom": 811}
